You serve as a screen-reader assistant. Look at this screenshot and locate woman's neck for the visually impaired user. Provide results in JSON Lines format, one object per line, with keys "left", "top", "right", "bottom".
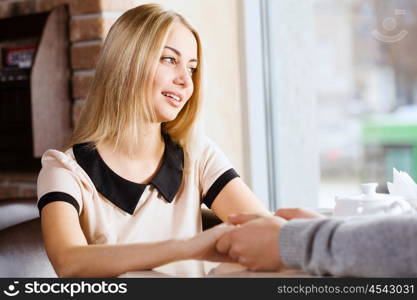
{"left": 98, "top": 123, "right": 164, "bottom": 161}
{"left": 96, "top": 123, "right": 165, "bottom": 184}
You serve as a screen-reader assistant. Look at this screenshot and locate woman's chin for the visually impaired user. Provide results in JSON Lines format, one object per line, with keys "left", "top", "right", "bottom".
{"left": 156, "top": 113, "right": 179, "bottom": 123}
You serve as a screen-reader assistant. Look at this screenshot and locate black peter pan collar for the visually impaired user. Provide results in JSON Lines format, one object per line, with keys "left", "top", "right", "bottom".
{"left": 73, "top": 133, "right": 184, "bottom": 215}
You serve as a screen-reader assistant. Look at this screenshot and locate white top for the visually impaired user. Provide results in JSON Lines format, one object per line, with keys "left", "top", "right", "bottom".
{"left": 37, "top": 134, "right": 239, "bottom": 245}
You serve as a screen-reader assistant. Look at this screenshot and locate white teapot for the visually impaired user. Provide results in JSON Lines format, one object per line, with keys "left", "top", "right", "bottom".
{"left": 333, "top": 183, "right": 412, "bottom": 217}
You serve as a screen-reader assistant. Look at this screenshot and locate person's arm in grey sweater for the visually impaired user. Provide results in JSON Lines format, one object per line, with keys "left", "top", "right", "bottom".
{"left": 280, "top": 214, "right": 417, "bottom": 277}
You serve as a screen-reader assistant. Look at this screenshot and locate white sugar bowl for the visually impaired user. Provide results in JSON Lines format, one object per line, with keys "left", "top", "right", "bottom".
{"left": 334, "top": 183, "right": 412, "bottom": 217}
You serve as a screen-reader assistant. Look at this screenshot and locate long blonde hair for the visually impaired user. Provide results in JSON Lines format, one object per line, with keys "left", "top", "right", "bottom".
{"left": 70, "top": 4, "right": 203, "bottom": 158}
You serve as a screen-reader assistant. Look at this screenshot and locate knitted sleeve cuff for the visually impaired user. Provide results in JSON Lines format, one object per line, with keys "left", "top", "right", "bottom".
{"left": 279, "top": 220, "right": 311, "bottom": 269}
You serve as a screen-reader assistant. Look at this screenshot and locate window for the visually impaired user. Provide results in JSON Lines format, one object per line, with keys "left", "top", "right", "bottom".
{"left": 242, "top": 0, "right": 319, "bottom": 210}
{"left": 243, "top": 0, "right": 417, "bottom": 210}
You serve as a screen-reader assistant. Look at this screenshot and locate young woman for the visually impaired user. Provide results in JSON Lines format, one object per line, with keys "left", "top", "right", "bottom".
{"left": 37, "top": 4, "right": 269, "bottom": 277}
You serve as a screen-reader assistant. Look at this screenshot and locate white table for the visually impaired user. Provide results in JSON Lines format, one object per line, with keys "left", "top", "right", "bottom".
{"left": 119, "top": 260, "right": 315, "bottom": 278}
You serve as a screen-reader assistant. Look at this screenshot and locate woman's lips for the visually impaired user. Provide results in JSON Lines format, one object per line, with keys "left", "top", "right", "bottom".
{"left": 163, "top": 94, "right": 181, "bottom": 108}
{"left": 161, "top": 91, "right": 183, "bottom": 108}
{"left": 162, "top": 91, "right": 183, "bottom": 101}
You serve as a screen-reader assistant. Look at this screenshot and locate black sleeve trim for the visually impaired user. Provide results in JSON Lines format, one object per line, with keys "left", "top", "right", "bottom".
{"left": 203, "top": 168, "right": 240, "bottom": 208}
{"left": 38, "top": 192, "right": 80, "bottom": 215}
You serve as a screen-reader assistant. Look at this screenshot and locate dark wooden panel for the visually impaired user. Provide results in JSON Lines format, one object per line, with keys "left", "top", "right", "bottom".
{"left": 0, "top": 12, "right": 49, "bottom": 41}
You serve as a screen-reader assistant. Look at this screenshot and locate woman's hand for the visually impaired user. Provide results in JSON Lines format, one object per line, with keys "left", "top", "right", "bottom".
{"left": 184, "top": 223, "right": 235, "bottom": 262}
{"left": 275, "top": 208, "right": 325, "bottom": 220}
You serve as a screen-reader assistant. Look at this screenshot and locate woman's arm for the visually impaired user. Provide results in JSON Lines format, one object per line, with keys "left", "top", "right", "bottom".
{"left": 41, "top": 202, "right": 232, "bottom": 277}
{"left": 210, "top": 178, "right": 270, "bottom": 222}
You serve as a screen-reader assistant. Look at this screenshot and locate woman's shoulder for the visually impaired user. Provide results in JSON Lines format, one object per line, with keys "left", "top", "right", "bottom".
{"left": 191, "top": 135, "right": 229, "bottom": 166}
{"left": 38, "top": 145, "right": 94, "bottom": 191}
{"left": 191, "top": 134, "right": 216, "bottom": 151}
{"left": 184, "top": 135, "right": 214, "bottom": 160}
{"left": 199, "top": 135, "right": 224, "bottom": 154}
{"left": 40, "top": 147, "right": 78, "bottom": 171}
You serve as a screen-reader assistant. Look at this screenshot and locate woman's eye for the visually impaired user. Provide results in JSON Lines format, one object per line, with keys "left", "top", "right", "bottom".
{"left": 188, "top": 67, "right": 197, "bottom": 74}
{"left": 162, "top": 57, "right": 176, "bottom": 64}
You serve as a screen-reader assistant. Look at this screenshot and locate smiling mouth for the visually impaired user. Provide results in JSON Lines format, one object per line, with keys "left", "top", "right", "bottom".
{"left": 161, "top": 92, "right": 181, "bottom": 102}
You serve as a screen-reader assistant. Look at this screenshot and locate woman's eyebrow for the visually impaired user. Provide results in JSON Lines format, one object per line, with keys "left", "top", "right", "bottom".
{"left": 164, "top": 46, "right": 198, "bottom": 63}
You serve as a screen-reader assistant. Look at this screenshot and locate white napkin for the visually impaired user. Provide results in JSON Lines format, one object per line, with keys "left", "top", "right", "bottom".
{"left": 387, "top": 168, "right": 417, "bottom": 209}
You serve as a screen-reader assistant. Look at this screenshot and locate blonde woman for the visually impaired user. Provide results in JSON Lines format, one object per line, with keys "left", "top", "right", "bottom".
{"left": 37, "top": 4, "right": 269, "bottom": 277}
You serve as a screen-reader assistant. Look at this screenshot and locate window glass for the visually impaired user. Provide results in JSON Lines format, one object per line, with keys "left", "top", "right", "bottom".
{"left": 314, "top": 0, "right": 417, "bottom": 207}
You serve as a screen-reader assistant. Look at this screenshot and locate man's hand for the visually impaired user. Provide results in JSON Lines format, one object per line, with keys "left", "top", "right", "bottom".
{"left": 275, "top": 208, "right": 324, "bottom": 220}
{"left": 216, "top": 214, "right": 287, "bottom": 271}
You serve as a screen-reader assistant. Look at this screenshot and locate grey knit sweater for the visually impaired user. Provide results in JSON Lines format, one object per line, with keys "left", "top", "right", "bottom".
{"left": 279, "top": 214, "right": 417, "bottom": 277}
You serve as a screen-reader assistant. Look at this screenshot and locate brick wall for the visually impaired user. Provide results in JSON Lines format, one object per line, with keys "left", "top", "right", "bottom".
{"left": 0, "top": 0, "right": 137, "bottom": 199}
{"left": 0, "top": 0, "right": 138, "bottom": 124}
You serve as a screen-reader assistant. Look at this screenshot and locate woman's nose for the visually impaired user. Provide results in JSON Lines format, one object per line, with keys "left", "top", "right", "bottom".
{"left": 173, "top": 66, "right": 192, "bottom": 88}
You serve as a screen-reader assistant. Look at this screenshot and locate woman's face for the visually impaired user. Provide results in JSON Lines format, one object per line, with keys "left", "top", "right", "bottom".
{"left": 152, "top": 21, "right": 198, "bottom": 122}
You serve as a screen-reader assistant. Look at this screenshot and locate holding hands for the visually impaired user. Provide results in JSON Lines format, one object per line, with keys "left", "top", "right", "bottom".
{"left": 216, "top": 213, "right": 287, "bottom": 271}
{"left": 213, "top": 208, "right": 325, "bottom": 271}
{"left": 185, "top": 223, "right": 235, "bottom": 263}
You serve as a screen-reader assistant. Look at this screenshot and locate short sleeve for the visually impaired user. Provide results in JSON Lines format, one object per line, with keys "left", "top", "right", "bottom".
{"left": 198, "top": 137, "right": 240, "bottom": 208}
{"left": 37, "top": 150, "right": 83, "bottom": 215}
